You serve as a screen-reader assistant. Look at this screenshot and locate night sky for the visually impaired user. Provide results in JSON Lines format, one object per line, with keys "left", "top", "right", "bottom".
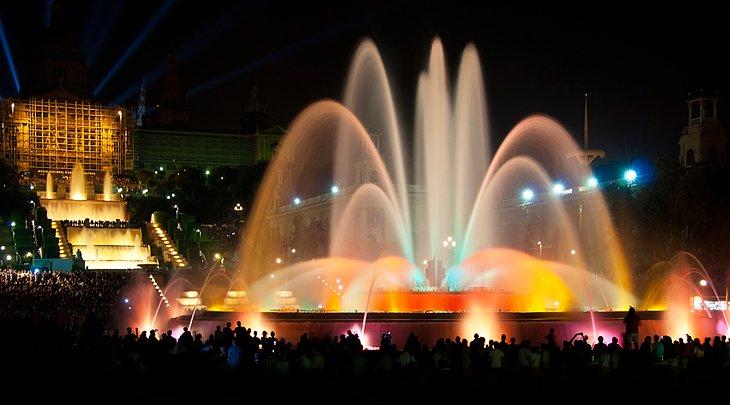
{"left": 1, "top": 1, "right": 728, "bottom": 164}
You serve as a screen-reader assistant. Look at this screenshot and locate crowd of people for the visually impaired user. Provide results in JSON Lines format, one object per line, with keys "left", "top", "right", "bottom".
{"left": 0, "top": 269, "right": 128, "bottom": 321}
{"left": 2, "top": 269, "right": 730, "bottom": 400}
{"left": 58, "top": 219, "right": 138, "bottom": 228}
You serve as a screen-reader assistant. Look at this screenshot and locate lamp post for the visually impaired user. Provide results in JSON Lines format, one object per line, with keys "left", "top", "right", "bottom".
{"left": 439, "top": 236, "right": 456, "bottom": 286}
{"left": 537, "top": 241, "right": 543, "bottom": 258}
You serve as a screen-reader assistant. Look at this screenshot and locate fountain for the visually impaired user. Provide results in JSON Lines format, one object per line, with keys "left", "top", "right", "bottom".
{"left": 165, "top": 38, "right": 722, "bottom": 344}
{"left": 38, "top": 163, "right": 157, "bottom": 269}
{"left": 103, "top": 170, "right": 114, "bottom": 201}
{"left": 42, "top": 163, "right": 128, "bottom": 221}
{"left": 45, "top": 172, "right": 54, "bottom": 199}
{"left": 233, "top": 38, "right": 634, "bottom": 313}
{"left": 69, "top": 163, "right": 87, "bottom": 201}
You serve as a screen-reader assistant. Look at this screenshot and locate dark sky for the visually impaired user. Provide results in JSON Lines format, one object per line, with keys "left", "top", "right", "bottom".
{"left": 1, "top": 1, "right": 728, "bottom": 163}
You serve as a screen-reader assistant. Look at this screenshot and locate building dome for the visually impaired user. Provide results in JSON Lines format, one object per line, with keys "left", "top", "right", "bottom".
{"left": 29, "top": 0, "right": 89, "bottom": 100}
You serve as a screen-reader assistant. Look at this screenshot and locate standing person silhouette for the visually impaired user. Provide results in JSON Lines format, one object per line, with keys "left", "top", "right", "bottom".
{"left": 623, "top": 306, "right": 640, "bottom": 350}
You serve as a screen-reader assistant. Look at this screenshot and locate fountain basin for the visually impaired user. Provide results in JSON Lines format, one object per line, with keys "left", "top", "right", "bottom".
{"left": 42, "top": 198, "right": 128, "bottom": 222}
{"left": 171, "top": 310, "right": 721, "bottom": 348}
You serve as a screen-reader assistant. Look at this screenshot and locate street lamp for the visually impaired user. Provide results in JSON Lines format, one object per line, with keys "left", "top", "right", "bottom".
{"left": 586, "top": 176, "right": 599, "bottom": 188}
{"left": 293, "top": 197, "right": 301, "bottom": 206}
{"left": 331, "top": 185, "right": 339, "bottom": 194}
{"left": 551, "top": 183, "right": 565, "bottom": 195}
{"left": 537, "top": 241, "right": 543, "bottom": 258}
{"left": 275, "top": 257, "right": 282, "bottom": 265}
{"left": 570, "top": 249, "right": 577, "bottom": 256}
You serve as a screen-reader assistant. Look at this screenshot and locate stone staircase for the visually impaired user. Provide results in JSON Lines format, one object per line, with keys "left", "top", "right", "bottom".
{"left": 149, "top": 220, "right": 187, "bottom": 268}
{"left": 50, "top": 221, "right": 71, "bottom": 259}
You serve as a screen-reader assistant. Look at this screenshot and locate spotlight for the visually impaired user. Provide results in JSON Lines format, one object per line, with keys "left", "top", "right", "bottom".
{"left": 570, "top": 249, "right": 577, "bottom": 255}
{"left": 124, "top": 298, "right": 130, "bottom": 304}
{"left": 699, "top": 279, "right": 708, "bottom": 287}
{"left": 521, "top": 188, "right": 534, "bottom": 202}
{"left": 275, "top": 257, "right": 282, "bottom": 264}
{"left": 552, "top": 183, "right": 565, "bottom": 195}
{"left": 293, "top": 197, "right": 301, "bottom": 205}
{"left": 623, "top": 169, "right": 637, "bottom": 183}
{"left": 205, "top": 170, "right": 211, "bottom": 176}
{"left": 587, "top": 177, "right": 599, "bottom": 188}
{"left": 331, "top": 185, "right": 339, "bottom": 194}
{"left": 5, "top": 254, "right": 11, "bottom": 261}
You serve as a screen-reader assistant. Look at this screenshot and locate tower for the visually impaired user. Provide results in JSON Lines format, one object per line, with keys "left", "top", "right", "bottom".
{"left": 679, "top": 91, "right": 726, "bottom": 165}
{"left": 567, "top": 93, "right": 605, "bottom": 165}
{"left": 241, "top": 86, "right": 270, "bottom": 134}
{"left": 29, "top": 0, "right": 89, "bottom": 101}
{"left": 135, "top": 77, "right": 146, "bottom": 128}
{"left": 156, "top": 53, "right": 190, "bottom": 128}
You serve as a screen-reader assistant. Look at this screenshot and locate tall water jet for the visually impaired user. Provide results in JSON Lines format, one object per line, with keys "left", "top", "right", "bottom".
{"left": 45, "top": 172, "right": 54, "bottom": 199}
{"left": 69, "top": 163, "right": 87, "bottom": 201}
{"left": 103, "top": 170, "right": 113, "bottom": 201}
{"left": 228, "top": 36, "right": 637, "bottom": 321}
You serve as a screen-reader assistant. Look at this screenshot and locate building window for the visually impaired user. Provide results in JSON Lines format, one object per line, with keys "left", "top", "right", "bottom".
{"left": 691, "top": 101, "right": 701, "bottom": 120}
{"left": 703, "top": 100, "right": 714, "bottom": 118}
{"left": 686, "top": 149, "right": 696, "bottom": 165}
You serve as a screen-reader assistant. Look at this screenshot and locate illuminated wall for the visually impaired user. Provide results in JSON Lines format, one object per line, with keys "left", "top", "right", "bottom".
{"left": 0, "top": 98, "right": 134, "bottom": 174}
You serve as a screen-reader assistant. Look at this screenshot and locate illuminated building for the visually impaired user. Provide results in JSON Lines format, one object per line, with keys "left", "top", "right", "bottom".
{"left": 136, "top": 84, "right": 284, "bottom": 170}
{"left": 0, "top": 98, "right": 134, "bottom": 174}
{"left": 135, "top": 126, "right": 284, "bottom": 171}
{"left": 0, "top": 2, "right": 134, "bottom": 175}
{"left": 678, "top": 91, "right": 726, "bottom": 165}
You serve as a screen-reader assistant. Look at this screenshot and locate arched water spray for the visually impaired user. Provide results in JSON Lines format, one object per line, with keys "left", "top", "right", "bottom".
{"left": 225, "top": 37, "right": 639, "bottom": 320}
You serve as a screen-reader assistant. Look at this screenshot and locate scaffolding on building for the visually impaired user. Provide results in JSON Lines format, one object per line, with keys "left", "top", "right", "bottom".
{"left": 1, "top": 98, "right": 134, "bottom": 174}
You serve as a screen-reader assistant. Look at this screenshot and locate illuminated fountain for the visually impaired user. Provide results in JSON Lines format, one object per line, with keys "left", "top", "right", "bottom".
{"left": 642, "top": 252, "right": 729, "bottom": 338}
{"left": 69, "top": 162, "right": 87, "bottom": 200}
{"left": 171, "top": 38, "right": 720, "bottom": 344}
{"left": 103, "top": 170, "right": 114, "bottom": 201}
{"left": 39, "top": 163, "right": 157, "bottom": 269}
{"left": 230, "top": 37, "right": 635, "bottom": 319}
{"left": 45, "top": 172, "right": 54, "bottom": 199}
